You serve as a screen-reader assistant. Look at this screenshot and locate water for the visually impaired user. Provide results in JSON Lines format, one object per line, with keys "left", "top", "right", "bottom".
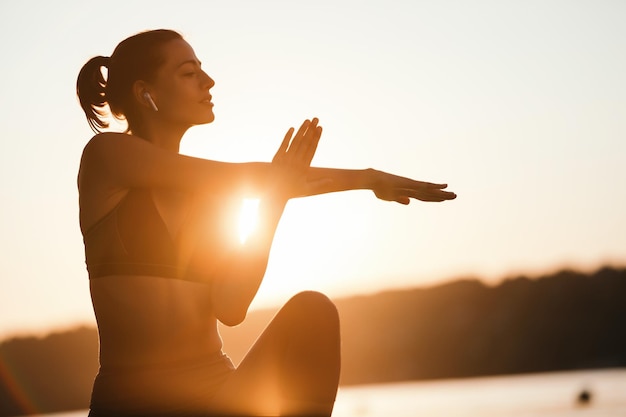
{"left": 32, "top": 368, "right": 626, "bottom": 417}
{"left": 332, "top": 369, "right": 626, "bottom": 417}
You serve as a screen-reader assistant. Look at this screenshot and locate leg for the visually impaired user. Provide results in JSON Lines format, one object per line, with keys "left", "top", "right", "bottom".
{"left": 208, "top": 291, "right": 341, "bottom": 416}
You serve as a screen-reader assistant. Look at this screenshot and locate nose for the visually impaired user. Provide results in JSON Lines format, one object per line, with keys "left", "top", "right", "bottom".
{"left": 201, "top": 70, "right": 215, "bottom": 89}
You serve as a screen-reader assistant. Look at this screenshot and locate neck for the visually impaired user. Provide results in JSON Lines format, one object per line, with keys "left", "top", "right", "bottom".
{"left": 133, "top": 119, "right": 190, "bottom": 152}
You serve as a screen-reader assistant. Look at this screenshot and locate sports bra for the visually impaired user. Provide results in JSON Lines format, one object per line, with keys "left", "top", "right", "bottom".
{"left": 83, "top": 188, "right": 184, "bottom": 279}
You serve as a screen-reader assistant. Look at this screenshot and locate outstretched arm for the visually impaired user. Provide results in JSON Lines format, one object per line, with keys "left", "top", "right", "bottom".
{"left": 301, "top": 167, "right": 457, "bottom": 204}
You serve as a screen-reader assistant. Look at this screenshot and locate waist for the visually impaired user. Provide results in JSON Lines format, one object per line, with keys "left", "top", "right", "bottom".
{"left": 91, "top": 352, "right": 235, "bottom": 415}
{"left": 97, "top": 350, "right": 233, "bottom": 376}
{"left": 88, "top": 262, "right": 184, "bottom": 279}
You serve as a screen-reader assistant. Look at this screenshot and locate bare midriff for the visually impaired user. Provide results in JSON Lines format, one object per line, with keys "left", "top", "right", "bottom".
{"left": 89, "top": 274, "right": 223, "bottom": 371}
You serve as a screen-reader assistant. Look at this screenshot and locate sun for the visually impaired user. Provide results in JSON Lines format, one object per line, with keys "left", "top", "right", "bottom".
{"left": 238, "top": 198, "right": 260, "bottom": 244}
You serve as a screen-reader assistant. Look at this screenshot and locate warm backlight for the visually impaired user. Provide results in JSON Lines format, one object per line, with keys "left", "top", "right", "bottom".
{"left": 238, "top": 198, "right": 260, "bottom": 244}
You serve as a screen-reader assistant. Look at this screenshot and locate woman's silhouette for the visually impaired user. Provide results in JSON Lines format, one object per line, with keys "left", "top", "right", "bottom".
{"left": 76, "top": 29, "right": 455, "bottom": 417}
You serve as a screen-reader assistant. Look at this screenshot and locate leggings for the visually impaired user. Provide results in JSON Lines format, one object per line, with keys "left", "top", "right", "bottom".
{"left": 205, "top": 290, "right": 341, "bottom": 417}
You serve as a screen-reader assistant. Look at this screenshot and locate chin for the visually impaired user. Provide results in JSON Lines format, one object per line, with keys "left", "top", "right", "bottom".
{"left": 193, "top": 112, "right": 215, "bottom": 125}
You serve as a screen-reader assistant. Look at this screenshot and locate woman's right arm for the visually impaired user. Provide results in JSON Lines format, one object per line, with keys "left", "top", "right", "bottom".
{"left": 80, "top": 132, "right": 274, "bottom": 196}
{"left": 196, "top": 119, "right": 323, "bottom": 326}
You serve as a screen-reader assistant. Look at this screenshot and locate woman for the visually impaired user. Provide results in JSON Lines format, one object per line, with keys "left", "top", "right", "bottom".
{"left": 76, "top": 29, "right": 456, "bottom": 417}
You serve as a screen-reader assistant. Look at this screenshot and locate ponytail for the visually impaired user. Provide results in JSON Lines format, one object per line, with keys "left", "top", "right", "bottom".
{"left": 76, "top": 30, "right": 183, "bottom": 134}
{"left": 76, "top": 56, "right": 111, "bottom": 133}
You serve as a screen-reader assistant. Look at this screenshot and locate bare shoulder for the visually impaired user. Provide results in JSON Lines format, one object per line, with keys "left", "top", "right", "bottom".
{"left": 80, "top": 133, "right": 117, "bottom": 178}
{"left": 78, "top": 132, "right": 136, "bottom": 191}
{"left": 78, "top": 133, "right": 132, "bottom": 231}
{"left": 79, "top": 132, "right": 152, "bottom": 177}
{"left": 82, "top": 131, "right": 138, "bottom": 155}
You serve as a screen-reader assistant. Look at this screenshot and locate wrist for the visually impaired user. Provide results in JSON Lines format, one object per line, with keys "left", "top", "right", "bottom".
{"left": 363, "top": 168, "right": 378, "bottom": 190}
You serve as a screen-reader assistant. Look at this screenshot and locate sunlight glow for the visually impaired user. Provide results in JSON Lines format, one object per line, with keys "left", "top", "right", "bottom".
{"left": 238, "top": 198, "right": 260, "bottom": 244}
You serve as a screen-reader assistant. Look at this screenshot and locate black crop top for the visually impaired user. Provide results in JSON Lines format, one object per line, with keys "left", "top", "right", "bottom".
{"left": 83, "top": 189, "right": 184, "bottom": 279}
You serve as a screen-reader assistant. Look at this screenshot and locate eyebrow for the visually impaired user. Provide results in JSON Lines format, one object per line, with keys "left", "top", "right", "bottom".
{"left": 176, "top": 59, "right": 202, "bottom": 69}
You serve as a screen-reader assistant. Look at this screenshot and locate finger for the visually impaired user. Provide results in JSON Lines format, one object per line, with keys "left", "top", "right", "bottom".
{"left": 273, "top": 127, "right": 294, "bottom": 163}
{"left": 427, "top": 182, "right": 448, "bottom": 189}
{"left": 418, "top": 191, "right": 457, "bottom": 202}
{"left": 287, "top": 119, "right": 311, "bottom": 157}
{"left": 293, "top": 117, "right": 319, "bottom": 161}
{"left": 399, "top": 188, "right": 456, "bottom": 202}
{"left": 396, "top": 196, "right": 410, "bottom": 205}
{"left": 400, "top": 180, "right": 452, "bottom": 197}
{"left": 301, "top": 125, "right": 322, "bottom": 166}
{"left": 398, "top": 193, "right": 441, "bottom": 202}
{"left": 287, "top": 118, "right": 320, "bottom": 168}
{"left": 385, "top": 175, "right": 449, "bottom": 195}
{"left": 409, "top": 180, "right": 448, "bottom": 190}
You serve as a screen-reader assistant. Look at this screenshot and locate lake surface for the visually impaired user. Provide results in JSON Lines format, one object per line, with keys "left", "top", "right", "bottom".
{"left": 33, "top": 368, "right": 626, "bottom": 417}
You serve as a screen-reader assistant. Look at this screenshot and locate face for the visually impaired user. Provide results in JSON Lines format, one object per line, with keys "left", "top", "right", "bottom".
{"left": 149, "top": 39, "right": 215, "bottom": 126}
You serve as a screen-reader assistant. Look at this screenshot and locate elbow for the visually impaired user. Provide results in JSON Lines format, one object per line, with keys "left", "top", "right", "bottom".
{"left": 216, "top": 308, "right": 247, "bottom": 327}
{"left": 211, "top": 273, "right": 260, "bottom": 327}
{"left": 212, "top": 293, "right": 249, "bottom": 327}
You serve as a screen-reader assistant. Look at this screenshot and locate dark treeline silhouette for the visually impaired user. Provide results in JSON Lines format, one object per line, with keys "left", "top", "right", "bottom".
{"left": 1, "top": 266, "right": 625, "bottom": 416}
{"left": 0, "top": 327, "right": 97, "bottom": 416}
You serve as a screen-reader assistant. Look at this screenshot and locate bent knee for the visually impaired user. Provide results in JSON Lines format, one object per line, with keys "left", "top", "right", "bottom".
{"left": 287, "top": 291, "right": 339, "bottom": 322}
{"left": 288, "top": 290, "right": 337, "bottom": 311}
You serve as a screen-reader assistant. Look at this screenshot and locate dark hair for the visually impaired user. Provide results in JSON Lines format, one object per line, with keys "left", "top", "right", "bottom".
{"left": 76, "top": 29, "right": 183, "bottom": 133}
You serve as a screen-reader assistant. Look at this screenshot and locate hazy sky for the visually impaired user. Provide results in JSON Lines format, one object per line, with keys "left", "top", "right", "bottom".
{"left": 0, "top": 0, "right": 624, "bottom": 339}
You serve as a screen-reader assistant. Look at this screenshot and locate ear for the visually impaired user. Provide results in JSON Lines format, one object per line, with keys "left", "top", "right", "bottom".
{"left": 132, "top": 80, "right": 157, "bottom": 111}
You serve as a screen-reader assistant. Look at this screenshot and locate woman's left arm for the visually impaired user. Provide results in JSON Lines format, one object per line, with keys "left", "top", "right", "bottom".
{"left": 192, "top": 118, "right": 323, "bottom": 327}
{"left": 301, "top": 167, "right": 457, "bottom": 205}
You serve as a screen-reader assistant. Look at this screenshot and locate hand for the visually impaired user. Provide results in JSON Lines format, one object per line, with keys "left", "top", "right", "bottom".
{"left": 369, "top": 169, "right": 457, "bottom": 205}
{"left": 271, "top": 118, "right": 324, "bottom": 198}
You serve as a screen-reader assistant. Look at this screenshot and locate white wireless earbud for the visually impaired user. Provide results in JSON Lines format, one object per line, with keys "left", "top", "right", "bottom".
{"left": 143, "top": 92, "right": 159, "bottom": 112}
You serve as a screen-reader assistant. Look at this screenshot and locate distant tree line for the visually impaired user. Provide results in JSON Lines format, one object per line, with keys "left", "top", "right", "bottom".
{"left": 1, "top": 267, "right": 625, "bottom": 416}
{"left": 336, "top": 267, "right": 626, "bottom": 384}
